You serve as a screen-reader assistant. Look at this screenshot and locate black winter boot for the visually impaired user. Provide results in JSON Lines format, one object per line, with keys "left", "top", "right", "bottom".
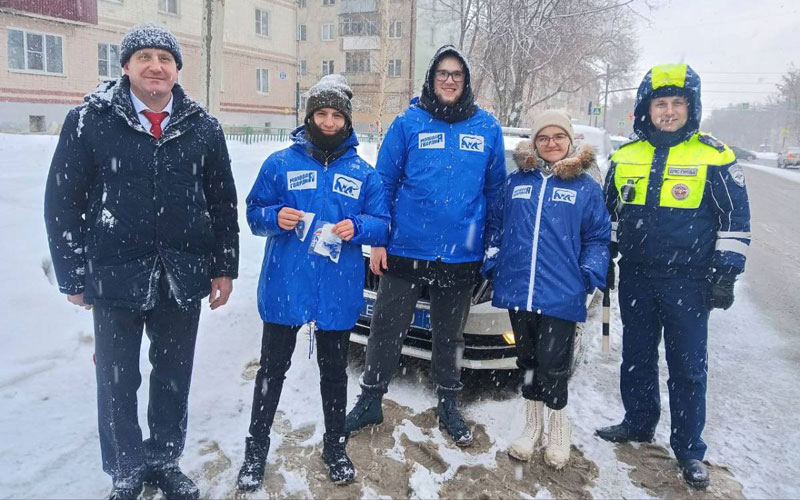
{"left": 237, "top": 436, "right": 270, "bottom": 492}
{"left": 345, "top": 391, "right": 383, "bottom": 434}
{"left": 679, "top": 459, "right": 710, "bottom": 489}
{"left": 436, "top": 394, "right": 473, "bottom": 447}
{"left": 144, "top": 463, "right": 199, "bottom": 500}
{"left": 595, "top": 422, "right": 654, "bottom": 443}
{"left": 107, "top": 484, "right": 142, "bottom": 500}
{"left": 321, "top": 433, "right": 356, "bottom": 484}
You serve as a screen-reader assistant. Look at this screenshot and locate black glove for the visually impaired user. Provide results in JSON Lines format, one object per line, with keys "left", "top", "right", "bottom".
{"left": 706, "top": 274, "right": 736, "bottom": 310}
{"left": 605, "top": 259, "right": 616, "bottom": 291}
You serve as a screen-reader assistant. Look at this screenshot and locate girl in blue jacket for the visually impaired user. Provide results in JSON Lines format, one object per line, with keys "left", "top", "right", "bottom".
{"left": 484, "top": 110, "right": 610, "bottom": 470}
{"left": 236, "top": 75, "right": 390, "bottom": 489}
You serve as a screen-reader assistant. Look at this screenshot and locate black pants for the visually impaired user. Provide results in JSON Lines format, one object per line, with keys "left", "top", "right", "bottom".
{"left": 248, "top": 322, "right": 351, "bottom": 442}
{"left": 362, "top": 272, "right": 472, "bottom": 395}
{"left": 509, "top": 310, "right": 576, "bottom": 410}
{"left": 92, "top": 273, "right": 201, "bottom": 484}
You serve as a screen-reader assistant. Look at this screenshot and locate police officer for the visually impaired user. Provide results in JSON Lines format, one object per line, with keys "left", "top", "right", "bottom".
{"left": 596, "top": 64, "right": 751, "bottom": 489}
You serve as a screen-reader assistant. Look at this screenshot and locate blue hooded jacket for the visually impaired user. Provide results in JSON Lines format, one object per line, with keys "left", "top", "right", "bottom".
{"left": 246, "top": 126, "right": 390, "bottom": 330}
{"left": 377, "top": 100, "right": 507, "bottom": 263}
{"left": 604, "top": 64, "right": 751, "bottom": 278}
{"left": 486, "top": 143, "right": 610, "bottom": 322}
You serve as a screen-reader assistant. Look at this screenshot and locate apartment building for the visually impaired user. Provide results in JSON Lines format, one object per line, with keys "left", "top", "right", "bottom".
{"left": 297, "top": 0, "right": 459, "bottom": 133}
{"left": 0, "top": 0, "right": 297, "bottom": 132}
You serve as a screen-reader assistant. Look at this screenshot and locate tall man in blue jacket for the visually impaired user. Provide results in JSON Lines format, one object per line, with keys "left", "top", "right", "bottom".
{"left": 44, "top": 24, "right": 238, "bottom": 500}
{"left": 345, "top": 46, "right": 507, "bottom": 446}
{"left": 596, "top": 64, "right": 751, "bottom": 489}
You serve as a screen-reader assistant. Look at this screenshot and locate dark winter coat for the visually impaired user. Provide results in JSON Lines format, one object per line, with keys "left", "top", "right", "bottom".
{"left": 485, "top": 143, "right": 610, "bottom": 322}
{"left": 44, "top": 76, "right": 239, "bottom": 309}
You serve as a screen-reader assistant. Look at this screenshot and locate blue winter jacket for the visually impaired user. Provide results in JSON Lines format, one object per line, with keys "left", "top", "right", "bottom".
{"left": 486, "top": 143, "right": 610, "bottom": 322}
{"left": 377, "top": 99, "right": 507, "bottom": 263}
{"left": 246, "top": 127, "right": 390, "bottom": 330}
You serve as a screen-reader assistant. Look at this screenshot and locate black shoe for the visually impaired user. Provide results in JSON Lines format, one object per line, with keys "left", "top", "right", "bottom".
{"left": 145, "top": 463, "right": 199, "bottom": 500}
{"left": 345, "top": 391, "right": 383, "bottom": 434}
{"left": 321, "top": 433, "right": 356, "bottom": 484}
{"left": 108, "top": 484, "right": 143, "bottom": 500}
{"left": 237, "top": 436, "right": 270, "bottom": 492}
{"left": 595, "top": 423, "right": 654, "bottom": 443}
{"left": 437, "top": 396, "right": 473, "bottom": 447}
{"left": 679, "top": 459, "right": 710, "bottom": 489}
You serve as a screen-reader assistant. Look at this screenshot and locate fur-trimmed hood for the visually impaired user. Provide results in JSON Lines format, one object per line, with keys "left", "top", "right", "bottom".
{"left": 513, "top": 141, "right": 596, "bottom": 180}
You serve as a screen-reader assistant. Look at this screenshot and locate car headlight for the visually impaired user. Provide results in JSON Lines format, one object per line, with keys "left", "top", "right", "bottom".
{"left": 502, "top": 330, "right": 516, "bottom": 345}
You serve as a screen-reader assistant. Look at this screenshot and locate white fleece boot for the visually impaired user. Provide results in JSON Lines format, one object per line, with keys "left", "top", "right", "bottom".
{"left": 508, "top": 399, "right": 545, "bottom": 461}
{"left": 544, "top": 407, "right": 572, "bottom": 469}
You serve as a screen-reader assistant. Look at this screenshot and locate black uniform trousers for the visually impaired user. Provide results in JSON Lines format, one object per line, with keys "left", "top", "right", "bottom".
{"left": 509, "top": 310, "right": 576, "bottom": 410}
{"left": 248, "top": 322, "right": 351, "bottom": 443}
{"left": 92, "top": 271, "right": 201, "bottom": 484}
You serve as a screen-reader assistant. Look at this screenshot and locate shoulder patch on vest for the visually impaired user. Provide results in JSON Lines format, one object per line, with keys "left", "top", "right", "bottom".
{"left": 698, "top": 133, "right": 726, "bottom": 152}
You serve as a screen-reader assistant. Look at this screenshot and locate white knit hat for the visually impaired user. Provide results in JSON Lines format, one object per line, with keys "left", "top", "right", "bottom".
{"left": 530, "top": 109, "right": 574, "bottom": 144}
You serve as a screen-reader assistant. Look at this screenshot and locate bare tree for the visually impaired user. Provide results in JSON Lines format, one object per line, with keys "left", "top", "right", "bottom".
{"left": 776, "top": 66, "right": 800, "bottom": 147}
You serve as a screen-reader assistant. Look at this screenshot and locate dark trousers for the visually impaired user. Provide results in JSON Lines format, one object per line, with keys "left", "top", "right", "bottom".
{"left": 618, "top": 268, "right": 709, "bottom": 460}
{"left": 92, "top": 275, "right": 201, "bottom": 483}
{"left": 361, "top": 273, "right": 472, "bottom": 395}
{"left": 248, "top": 322, "right": 351, "bottom": 442}
{"left": 509, "top": 310, "right": 576, "bottom": 410}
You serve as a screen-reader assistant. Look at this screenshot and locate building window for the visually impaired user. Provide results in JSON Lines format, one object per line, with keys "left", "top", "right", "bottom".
{"left": 322, "top": 60, "right": 334, "bottom": 75}
{"left": 7, "top": 29, "right": 63, "bottom": 74}
{"left": 98, "top": 43, "right": 121, "bottom": 78}
{"left": 297, "top": 24, "right": 307, "bottom": 41}
{"left": 323, "top": 0, "right": 335, "bottom": 5}
{"left": 388, "top": 59, "right": 402, "bottom": 77}
{"left": 255, "top": 9, "right": 269, "bottom": 36}
{"left": 389, "top": 20, "right": 402, "bottom": 38}
{"left": 298, "top": 59, "right": 307, "bottom": 75}
{"left": 298, "top": 0, "right": 307, "bottom": 7}
{"left": 346, "top": 52, "right": 370, "bottom": 73}
{"left": 321, "top": 24, "right": 335, "bottom": 41}
{"left": 340, "top": 16, "right": 378, "bottom": 36}
{"left": 300, "top": 94, "right": 308, "bottom": 109}
{"left": 257, "top": 68, "right": 269, "bottom": 93}
{"left": 158, "top": 0, "right": 178, "bottom": 14}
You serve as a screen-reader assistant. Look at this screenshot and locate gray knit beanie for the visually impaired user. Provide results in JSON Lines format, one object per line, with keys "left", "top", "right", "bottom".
{"left": 531, "top": 109, "right": 574, "bottom": 144}
{"left": 305, "top": 74, "right": 353, "bottom": 125}
{"left": 120, "top": 23, "right": 183, "bottom": 70}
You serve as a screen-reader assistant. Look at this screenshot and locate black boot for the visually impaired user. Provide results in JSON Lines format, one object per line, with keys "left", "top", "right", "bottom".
{"left": 237, "top": 436, "right": 270, "bottom": 492}
{"left": 344, "top": 391, "right": 383, "bottom": 434}
{"left": 321, "top": 433, "right": 356, "bottom": 484}
{"left": 144, "top": 463, "right": 199, "bottom": 500}
{"left": 436, "top": 394, "right": 473, "bottom": 447}
{"left": 679, "top": 459, "right": 710, "bottom": 489}
{"left": 107, "top": 484, "right": 143, "bottom": 500}
{"left": 595, "top": 422, "right": 654, "bottom": 443}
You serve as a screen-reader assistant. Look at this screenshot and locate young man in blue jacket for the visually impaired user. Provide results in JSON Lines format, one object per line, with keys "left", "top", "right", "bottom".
{"left": 43, "top": 24, "right": 238, "bottom": 500}
{"left": 237, "top": 75, "right": 389, "bottom": 490}
{"left": 596, "top": 64, "right": 751, "bottom": 489}
{"left": 345, "top": 46, "right": 507, "bottom": 446}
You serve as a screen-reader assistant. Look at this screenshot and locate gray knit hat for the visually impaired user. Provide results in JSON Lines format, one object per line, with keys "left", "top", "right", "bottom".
{"left": 531, "top": 109, "right": 574, "bottom": 144}
{"left": 120, "top": 23, "right": 183, "bottom": 70}
{"left": 305, "top": 74, "right": 353, "bottom": 125}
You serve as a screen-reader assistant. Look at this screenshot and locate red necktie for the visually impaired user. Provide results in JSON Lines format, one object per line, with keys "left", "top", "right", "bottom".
{"left": 141, "top": 110, "right": 169, "bottom": 139}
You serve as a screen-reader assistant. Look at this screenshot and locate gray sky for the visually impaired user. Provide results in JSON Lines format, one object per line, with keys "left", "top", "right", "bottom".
{"left": 631, "top": 0, "right": 800, "bottom": 115}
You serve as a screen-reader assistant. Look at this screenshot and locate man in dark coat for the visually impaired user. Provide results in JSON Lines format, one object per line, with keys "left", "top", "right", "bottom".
{"left": 43, "top": 23, "right": 238, "bottom": 500}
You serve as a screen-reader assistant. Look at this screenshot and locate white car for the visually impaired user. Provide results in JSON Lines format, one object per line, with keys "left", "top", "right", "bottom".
{"left": 351, "top": 126, "right": 605, "bottom": 371}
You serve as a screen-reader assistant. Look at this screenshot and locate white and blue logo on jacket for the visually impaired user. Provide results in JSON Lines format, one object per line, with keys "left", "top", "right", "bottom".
{"left": 332, "top": 174, "right": 362, "bottom": 199}
{"left": 551, "top": 187, "right": 577, "bottom": 204}
{"left": 287, "top": 170, "right": 317, "bottom": 190}
{"left": 418, "top": 132, "right": 445, "bottom": 149}
{"left": 459, "top": 134, "right": 485, "bottom": 152}
{"left": 512, "top": 185, "right": 533, "bottom": 200}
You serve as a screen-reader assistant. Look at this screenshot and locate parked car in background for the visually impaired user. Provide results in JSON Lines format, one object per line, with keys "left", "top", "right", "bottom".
{"left": 730, "top": 146, "right": 757, "bottom": 161}
{"left": 351, "top": 126, "right": 603, "bottom": 372}
{"left": 610, "top": 135, "right": 631, "bottom": 151}
{"left": 777, "top": 147, "right": 800, "bottom": 168}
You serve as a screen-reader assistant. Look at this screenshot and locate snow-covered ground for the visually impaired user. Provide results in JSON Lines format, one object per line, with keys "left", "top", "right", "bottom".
{"left": 1, "top": 133, "right": 799, "bottom": 499}
{"left": 740, "top": 161, "right": 800, "bottom": 184}
{"left": 754, "top": 152, "right": 778, "bottom": 161}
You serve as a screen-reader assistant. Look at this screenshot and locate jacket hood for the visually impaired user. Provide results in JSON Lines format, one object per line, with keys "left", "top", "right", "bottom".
{"left": 633, "top": 64, "right": 702, "bottom": 142}
{"left": 513, "top": 141, "right": 596, "bottom": 180}
{"left": 83, "top": 76, "right": 202, "bottom": 133}
{"left": 418, "top": 45, "right": 477, "bottom": 122}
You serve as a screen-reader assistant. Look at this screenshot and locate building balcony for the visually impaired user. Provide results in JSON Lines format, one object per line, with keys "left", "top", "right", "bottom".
{"left": 340, "top": 0, "right": 377, "bottom": 14}
{"left": 342, "top": 36, "right": 379, "bottom": 51}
